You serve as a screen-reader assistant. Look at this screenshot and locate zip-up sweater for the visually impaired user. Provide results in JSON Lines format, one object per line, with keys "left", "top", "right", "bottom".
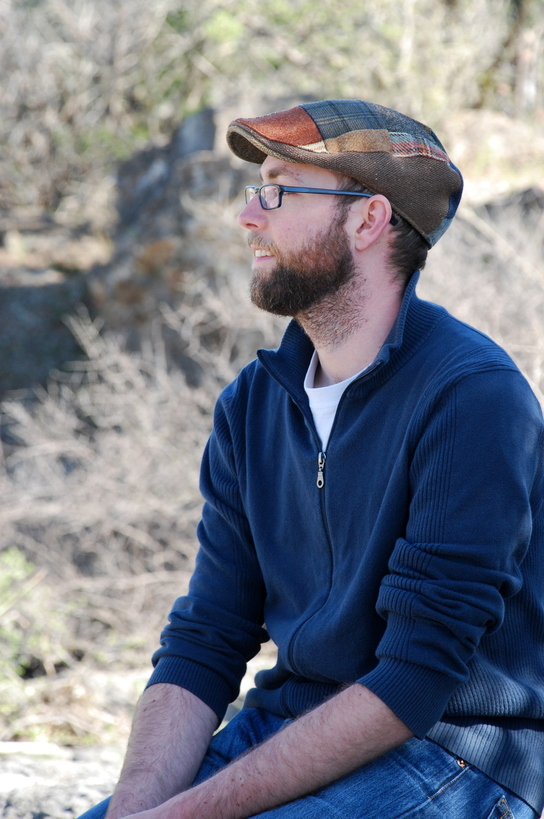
{"left": 149, "top": 274, "right": 544, "bottom": 813}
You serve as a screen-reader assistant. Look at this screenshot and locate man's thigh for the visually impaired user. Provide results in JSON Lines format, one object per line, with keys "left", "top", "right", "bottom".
{"left": 258, "top": 738, "right": 536, "bottom": 819}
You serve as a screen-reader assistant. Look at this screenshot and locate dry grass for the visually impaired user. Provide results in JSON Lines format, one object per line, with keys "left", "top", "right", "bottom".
{"left": 0, "top": 319, "right": 213, "bottom": 741}
{"left": 421, "top": 200, "right": 544, "bottom": 406}
{"left": 0, "top": 215, "right": 285, "bottom": 741}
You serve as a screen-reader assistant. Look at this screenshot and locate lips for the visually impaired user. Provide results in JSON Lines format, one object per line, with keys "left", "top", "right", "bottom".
{"left": 248, "top": 236, "right": 275, "bottom": 261}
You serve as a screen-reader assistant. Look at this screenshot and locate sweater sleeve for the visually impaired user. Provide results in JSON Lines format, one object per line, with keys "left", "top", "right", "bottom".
{"left": 148, "top": 380, "right": 269, "bottom": 722}
{"left": 359, "top": 368, "right": 543, "bottom": 737}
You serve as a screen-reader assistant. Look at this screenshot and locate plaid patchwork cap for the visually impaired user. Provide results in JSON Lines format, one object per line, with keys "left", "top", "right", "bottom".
{"left": 227, "top": 99, "right": 463, "bottom": 247}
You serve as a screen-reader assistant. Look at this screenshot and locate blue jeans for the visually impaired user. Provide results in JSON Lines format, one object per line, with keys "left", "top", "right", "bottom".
{"left": 79, "top": 707, "right": 538, "bottom": 819}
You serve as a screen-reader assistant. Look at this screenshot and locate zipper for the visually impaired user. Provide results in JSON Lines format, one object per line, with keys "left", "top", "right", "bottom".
{"left": 316, "top": 451, "right": 326, "bottom": 488}
{"left": 289, "top": 368, "right": 381, "bottom": 668}
{"left": 313, "top": 359, "right": 381, "bottom": 491}
{"left": 288, "top": 448, "right": 330, "bottom": 671}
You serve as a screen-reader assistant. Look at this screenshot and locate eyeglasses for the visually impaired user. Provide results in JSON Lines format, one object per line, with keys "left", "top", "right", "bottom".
{"left": 244, "top": 184, "right": 372, "bottom": 210}
{"left": 244, "top": 184, "right": 399, "bottom": 225}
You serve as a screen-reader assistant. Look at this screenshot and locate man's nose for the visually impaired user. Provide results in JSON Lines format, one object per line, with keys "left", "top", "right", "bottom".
{"left": 237, "top": 195, "right": 268, "bottom": 230}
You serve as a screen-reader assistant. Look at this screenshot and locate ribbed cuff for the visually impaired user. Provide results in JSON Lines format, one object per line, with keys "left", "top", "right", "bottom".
{"left": 359, "top": 658, "right": 458, "bottom": 737}
{"left": 146, "top": 656, "right": 234, "bottom": 723}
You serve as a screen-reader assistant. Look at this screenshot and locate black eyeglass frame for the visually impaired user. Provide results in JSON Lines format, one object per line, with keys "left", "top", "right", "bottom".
{"left": 244, "top": 184, "right": 372, "bottom": 210}
{"left": 244, "top": 184, "right": 399, "bottom": 225}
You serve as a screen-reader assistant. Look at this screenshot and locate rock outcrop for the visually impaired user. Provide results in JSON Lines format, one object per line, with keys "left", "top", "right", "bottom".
{"left": 0, "top": 744, "right": 121, "bottom": 819}
{"left": 0, "top": 108, "right": 249, "bottom": 399}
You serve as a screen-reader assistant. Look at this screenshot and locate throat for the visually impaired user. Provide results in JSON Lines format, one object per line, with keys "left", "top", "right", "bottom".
{"left": 313, "top": 362, "right": 338, "bottom": 388}
{"left": 313, "top": 353, "right": 372, "bottom": 388}
{"left": 296, "top": 274, "right": 365, "bottom": 352}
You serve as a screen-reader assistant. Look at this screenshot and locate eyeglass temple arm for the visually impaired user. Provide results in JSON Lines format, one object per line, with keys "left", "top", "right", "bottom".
{"left": 276, "top": 187, "right": 398, "bottom": 223}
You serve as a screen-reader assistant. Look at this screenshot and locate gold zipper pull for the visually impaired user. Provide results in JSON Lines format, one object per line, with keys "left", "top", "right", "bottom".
{"left": 317, "top": 451, "right": 326, "bottom": 489}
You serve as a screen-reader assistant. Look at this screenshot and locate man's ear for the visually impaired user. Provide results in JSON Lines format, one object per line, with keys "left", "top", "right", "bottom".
{"left": 351, "top": 195, "right": 394, "bottom": 251}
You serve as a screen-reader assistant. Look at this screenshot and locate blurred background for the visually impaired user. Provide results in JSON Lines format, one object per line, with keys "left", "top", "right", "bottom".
{"left": 0, "top": 0, "right": 543, "bottom": 794}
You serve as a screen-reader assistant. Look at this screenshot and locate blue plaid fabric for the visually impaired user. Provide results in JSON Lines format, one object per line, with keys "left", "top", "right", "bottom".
{"left": 301, "top": 100, "right": 447, "bottom": 158}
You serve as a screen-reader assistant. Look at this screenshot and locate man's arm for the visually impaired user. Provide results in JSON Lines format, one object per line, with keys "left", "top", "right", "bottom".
{"left": 105, "top": 683, "right": 217, "bottom": 819}
{"left": 125, "top": 683, "right": 413, "bottom": 819}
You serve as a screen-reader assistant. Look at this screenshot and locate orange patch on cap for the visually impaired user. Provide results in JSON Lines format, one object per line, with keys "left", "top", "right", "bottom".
{"left": 235, "top": 107, "right": 323, "bottom": 148}
{"left": 324, "top": 130, "right": 392, "bottom": 154}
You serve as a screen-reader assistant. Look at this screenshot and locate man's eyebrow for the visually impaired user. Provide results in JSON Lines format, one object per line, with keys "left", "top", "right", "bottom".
{"left": 259, "top": 166, "right": 304, "bottom": 183}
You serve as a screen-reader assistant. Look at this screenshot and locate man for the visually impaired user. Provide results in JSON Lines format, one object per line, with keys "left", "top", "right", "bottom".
{"left": 82, "top": 100, "right": 544, "bottom": 819}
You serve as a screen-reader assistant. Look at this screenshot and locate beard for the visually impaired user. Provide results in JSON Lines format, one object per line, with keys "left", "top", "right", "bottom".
{"left": 248, "top": 211, "right": 356, "bottom": 317}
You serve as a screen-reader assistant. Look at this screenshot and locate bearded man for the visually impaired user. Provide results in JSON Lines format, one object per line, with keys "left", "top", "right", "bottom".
{"left": 81, "top": 100, "right": 544, "bottom": 819}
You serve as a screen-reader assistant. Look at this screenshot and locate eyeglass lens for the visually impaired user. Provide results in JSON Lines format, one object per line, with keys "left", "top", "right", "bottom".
{"left": 246, "top": 185, "right": 281, "bottom": 209}
{"left": 260, "top": 185, "right": 280, "bottom": 209}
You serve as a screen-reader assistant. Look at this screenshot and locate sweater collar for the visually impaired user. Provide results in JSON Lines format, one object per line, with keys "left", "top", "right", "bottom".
{"left": 257, "top": 270, "right": 443, "bottom": 403}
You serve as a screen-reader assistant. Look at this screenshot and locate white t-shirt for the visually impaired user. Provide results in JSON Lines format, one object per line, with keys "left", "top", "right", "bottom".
{"left": 304, "top": 351, "right": 371, "bottom": 450}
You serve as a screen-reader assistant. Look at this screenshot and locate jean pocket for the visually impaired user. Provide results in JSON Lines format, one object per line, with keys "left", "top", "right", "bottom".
{"left": 484, "top": 796, "right": 514, "bottom": 819}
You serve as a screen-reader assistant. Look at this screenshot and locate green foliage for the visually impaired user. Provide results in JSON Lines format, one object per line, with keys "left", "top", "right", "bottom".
{"left": 77, "top": 128, "right": 140, "bottom": 162}
{"left": 0, "top": 546, "right": 34, "bottom": 591}
{"left": 203, "top": 9, "right": 244, "bottom": 43}
{"left": 0, "top": 548, "right": 73, "bottom": 683}
{"left": 1, "top": 0, "right": 542, "bottom": 219}
{"left": 156, "top": 0, "right": 537, "bottom": 129}
{"left": 0, "top": 548, "right": 40, "bottom": 679}
{"left": 166, "top": 8, "right": 191, "bottom": 34}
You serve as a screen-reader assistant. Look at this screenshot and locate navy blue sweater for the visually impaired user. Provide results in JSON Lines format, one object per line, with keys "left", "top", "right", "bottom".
{"left": 149, "top": 275, "right": 544, "bottom": 812}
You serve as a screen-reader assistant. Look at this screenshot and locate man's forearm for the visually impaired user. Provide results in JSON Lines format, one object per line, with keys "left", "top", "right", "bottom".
{"left": 106, "top": 683, "right": 217, "bottom": 819}
{"left": 139, "top": 683, "right": 413, "bottom": 819}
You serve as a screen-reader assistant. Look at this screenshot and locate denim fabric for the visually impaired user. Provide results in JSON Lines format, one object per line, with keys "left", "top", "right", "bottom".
{"left": 78, "top": 708, "right": 538, "bottom": 819}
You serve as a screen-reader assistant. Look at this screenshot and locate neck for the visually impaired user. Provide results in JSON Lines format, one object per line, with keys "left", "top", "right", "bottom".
{"left": 297, "top": 271, "right": 404, "bottom": 388}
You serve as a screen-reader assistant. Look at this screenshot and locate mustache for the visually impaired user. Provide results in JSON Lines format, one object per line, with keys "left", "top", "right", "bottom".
{"left": 247, "top": 234, "right": 277, "bottom": 255}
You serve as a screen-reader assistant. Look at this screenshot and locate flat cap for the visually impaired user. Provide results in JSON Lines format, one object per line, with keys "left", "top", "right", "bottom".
{"left": 227, "top": 99, "right": 463, "bottom": 247}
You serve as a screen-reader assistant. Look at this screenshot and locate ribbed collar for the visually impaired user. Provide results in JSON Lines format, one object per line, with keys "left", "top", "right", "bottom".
{"left": 257, "top": 271, "right": 446, "bottom": 408}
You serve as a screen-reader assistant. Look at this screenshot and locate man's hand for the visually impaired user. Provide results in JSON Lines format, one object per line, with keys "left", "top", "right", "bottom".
{"left": 105, "top": 683, "right": 217, "bottom": 819}
{"left": 118, "top": 683, "right": 412, "bottom": 819}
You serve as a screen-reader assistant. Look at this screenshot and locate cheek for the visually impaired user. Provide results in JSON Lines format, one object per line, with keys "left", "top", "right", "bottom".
{"left": 277, "top": 218, "right": 320, "bottom": 246}
{"left": 272, "top": 202, "right": 337, "bottom": 248}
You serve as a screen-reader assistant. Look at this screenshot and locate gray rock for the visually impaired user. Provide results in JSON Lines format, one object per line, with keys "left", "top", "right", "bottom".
{"left": 0, "top": 277, "right": 92, "bottom": 399}
{"left": 0, "top": 745, "right": 121, "bottom": 819}
{"left": 0, "top": 108, "right": 244, "bottom": 399}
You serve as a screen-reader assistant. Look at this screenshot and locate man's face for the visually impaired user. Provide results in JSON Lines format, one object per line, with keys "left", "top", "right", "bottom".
{"left": 237, "top": 157, "right": 356, "bottom": 317}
